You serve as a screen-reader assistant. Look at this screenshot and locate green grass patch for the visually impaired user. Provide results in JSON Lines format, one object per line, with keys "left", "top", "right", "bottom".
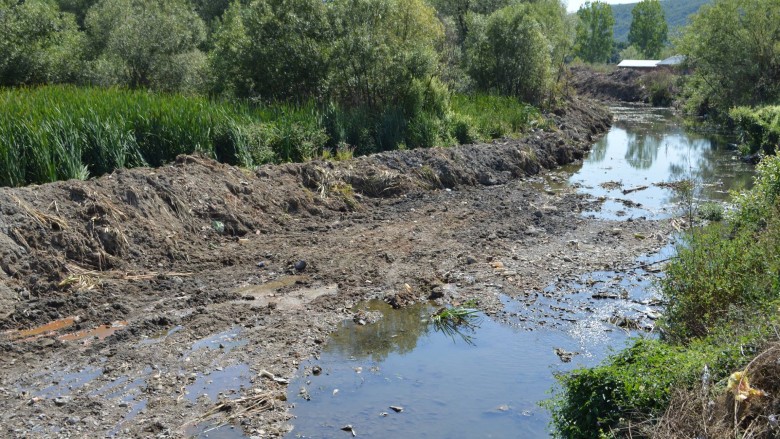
{"left": 450, "top": 93, "right": 544, "bottom": 142}
{"left": 548, "top": 330, "right": 766, "bottom": 439}
{"left": 0, "top": 85, "right": 328, "bottom": 186}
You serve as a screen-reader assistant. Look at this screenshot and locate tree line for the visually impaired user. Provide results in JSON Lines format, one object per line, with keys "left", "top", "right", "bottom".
{"left": 0, "top": 0, "right": 570, "bottom": 107}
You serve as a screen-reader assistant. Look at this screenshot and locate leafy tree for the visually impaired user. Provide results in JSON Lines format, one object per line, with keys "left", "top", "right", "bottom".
{"left": 574, "top": 1, "right": 615, "bottom": 64}
{"left": 628, "top": 0, "right": 667, "bottom": 58}
{"left": 328, "top": 0, "right": 444, "bottom": 110}
{"left": 464, "top": 3, "right": 552, "bottom": 104}
{"left": 0, "top": 0, "right": 85, "bottom": 86}
{"left": 209, "top": 0, "right": 331, "bottom": 100}
{"left": 679, "top": 0, "right": 780, "bottom": 114}
{"left": 84, "top": 0, "right": 207, "bottom": 92}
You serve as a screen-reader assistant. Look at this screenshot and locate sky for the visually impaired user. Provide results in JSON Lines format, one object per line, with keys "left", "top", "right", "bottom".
{"left": 566, "top": 0, "right": 638, "bottom": 12}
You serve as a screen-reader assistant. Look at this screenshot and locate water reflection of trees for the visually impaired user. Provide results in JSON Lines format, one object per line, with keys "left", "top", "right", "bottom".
{"left": 324, "top": 301, "right": 432, "bottom": 362}
{"left": 624, "top": 132, "right": 662, "bottom": 169}
{"left": 666, "top": 138, "right": 754, "bottom": 202}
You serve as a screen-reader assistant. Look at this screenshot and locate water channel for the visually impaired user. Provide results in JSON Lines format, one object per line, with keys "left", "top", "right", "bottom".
{"left": 279, "top": 105, "right": 756, "bottom": 438}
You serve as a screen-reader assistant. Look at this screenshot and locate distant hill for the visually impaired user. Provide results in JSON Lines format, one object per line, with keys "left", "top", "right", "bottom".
{"left": 612, "top": 0, "right": 712, "bottom": 42}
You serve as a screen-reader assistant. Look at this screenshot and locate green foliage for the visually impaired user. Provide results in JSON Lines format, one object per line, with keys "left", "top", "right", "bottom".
{"left": 463, "top": 4, "right": 553, "bottom": 105}
{"left": 84, "top": 0, "right": 208, "bottom": 92}
{"left": 574, "top": 1, "right": 615, "bottom": 64}
{"left": 696, "top": 201, "right": 724, "bottom": 221}
{"left": 730, "top": 106, "right": 780, "bottom": 156}
{"left": 0, "top": 0, "right": 86, "bottom": 86}
{"left": 618, "top": 44, "right": 642, "bottom": 61}
{"left": 550, "top": 336, "right": 756, "bottom": 438}
{"left": 641, "top": 70, "right": 677, "bottom": 106}
{"left": 209, "top": 0, "right": 330, "bottom": 100}
{"left": 450, "top": 93, "right": 542, "bottom": 141}
{"left": 679, "top": 0, "right": 780, "bottom": 116}
{"left": 327, "top": 0, "right": 443, "bottom": 110}
{"left": 628, "top": 0, "right": 668, "bottom": 58}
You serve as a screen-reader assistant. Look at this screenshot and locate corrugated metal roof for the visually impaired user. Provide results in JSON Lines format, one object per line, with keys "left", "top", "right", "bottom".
{"left": 618, "top": 60, "right": 661, "bottom": 68}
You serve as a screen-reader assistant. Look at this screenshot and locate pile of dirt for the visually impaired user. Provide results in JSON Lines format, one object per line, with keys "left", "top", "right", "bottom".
{"left": 569, "top": 65, "right": 650, "bottom": 103}
{"left": 0, "top": 96, "right": 610, "bottom": 330}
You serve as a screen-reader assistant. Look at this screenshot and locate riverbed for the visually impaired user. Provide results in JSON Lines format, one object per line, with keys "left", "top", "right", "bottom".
{"left": 282, "top": 105, "right": 754, "bottom": 439}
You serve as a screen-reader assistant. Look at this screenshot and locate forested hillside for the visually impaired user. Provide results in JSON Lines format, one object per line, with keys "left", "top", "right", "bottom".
{"left": 612, "top": 0, "right": 711, "bottom": 42}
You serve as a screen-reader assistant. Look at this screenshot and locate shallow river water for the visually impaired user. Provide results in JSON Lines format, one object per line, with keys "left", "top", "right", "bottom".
{"left": 266, "top": 106, "right": 757, "bottom": 439}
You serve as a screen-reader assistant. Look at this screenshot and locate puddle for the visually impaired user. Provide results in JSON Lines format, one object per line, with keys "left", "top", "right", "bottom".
{"left": 58, "top": 321, "right": 129, "bottom": 343}
{"left": 140, "top": 325, "right": 184, "bottom": 345}
{"left": 190, "top": 327, "right": 247, "bottom": 353}
{"left": 186, "top": 363, "right": 253, "bottom": 403}
{"left": 186, "top": 421, "right": 249, "bottom": 439}
{"left": 560, "top": 105, "right": 755, "bottom": 220}
{"left": 3, "top": 318, "right": 129, "bottom": 344}
{"left": 33, "top": 366, "right": 104, "bottom": 399}
{"left": 3, "top": 317, "right": 77, "bottom": 341}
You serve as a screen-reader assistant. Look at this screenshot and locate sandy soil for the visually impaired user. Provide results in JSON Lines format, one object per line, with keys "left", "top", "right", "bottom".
{"left": 0, "top": 96, "right": 671, "bottom": 438}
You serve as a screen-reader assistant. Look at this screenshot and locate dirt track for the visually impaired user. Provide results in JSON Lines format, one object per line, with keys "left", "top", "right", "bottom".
{"left": 0, "top": 96, "right": 670, "bottom": 438}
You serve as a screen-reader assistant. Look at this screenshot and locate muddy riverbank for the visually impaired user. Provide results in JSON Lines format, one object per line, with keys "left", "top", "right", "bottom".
{"left": 0, "top": 97, "right": 673, "bottom": 438}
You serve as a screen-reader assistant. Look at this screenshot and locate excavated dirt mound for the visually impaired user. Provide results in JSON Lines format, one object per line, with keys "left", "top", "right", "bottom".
{"left": 569, "top": 65, "right": 650, "bottom": 103}
{"left": 0, "top": 97, "right": 671, "bottom": 438}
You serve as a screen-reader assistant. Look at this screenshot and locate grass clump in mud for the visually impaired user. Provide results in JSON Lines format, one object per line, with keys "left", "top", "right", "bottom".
{"left": 549, "top": 154, "right": 780, "bottom": 438}
{"left": 430, "top": 300, "right": 482, "bottom": 345}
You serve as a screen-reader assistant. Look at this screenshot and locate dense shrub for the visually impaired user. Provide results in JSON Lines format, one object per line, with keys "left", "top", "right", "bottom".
{"left": 730, "top": 106, "right": 780, "bottom": 156}
{"left": 84, "top": 0, "right": 208, "bottom": 92}
{"left": 0, "top": 0, "right": 85, "bottom": 86}
{"left": 463, "top": 4, "right": 553, "bottom": 105}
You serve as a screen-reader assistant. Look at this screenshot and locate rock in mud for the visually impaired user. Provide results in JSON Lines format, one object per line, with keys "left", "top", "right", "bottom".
{"left": 53, "top": 396, "right": 71, "bottom": 406}
{"left": 341, "top": 424, "right": 356, "bottom": 436}
{"left": 294, "top": 260, "right": 307, "bottom": 272}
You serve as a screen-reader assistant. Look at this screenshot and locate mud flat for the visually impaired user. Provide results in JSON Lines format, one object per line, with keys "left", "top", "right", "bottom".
{"left": 0, "top": 97, "right": 676, "bottom": 438}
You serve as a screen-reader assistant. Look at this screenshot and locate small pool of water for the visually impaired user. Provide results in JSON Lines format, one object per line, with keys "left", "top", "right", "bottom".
{"left": 287, "top": 248, "right": 673, "bottom": 438}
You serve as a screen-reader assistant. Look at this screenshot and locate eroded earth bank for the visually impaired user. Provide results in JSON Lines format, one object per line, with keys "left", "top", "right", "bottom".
{"left": 0, "top": 97, "right": 672, "bottom": 438}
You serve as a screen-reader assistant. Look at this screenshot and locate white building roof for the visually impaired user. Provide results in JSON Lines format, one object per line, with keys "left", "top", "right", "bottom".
{"left": 617, "top": 60, "right": 661, "bottom": 68}
{"left": 658, "top": 55, "right": 686, "bottom": 66}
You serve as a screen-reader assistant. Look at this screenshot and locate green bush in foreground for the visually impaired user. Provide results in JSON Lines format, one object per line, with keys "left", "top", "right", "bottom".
{"left": 549, "top": 328, "right": 767, "bottom": 439}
